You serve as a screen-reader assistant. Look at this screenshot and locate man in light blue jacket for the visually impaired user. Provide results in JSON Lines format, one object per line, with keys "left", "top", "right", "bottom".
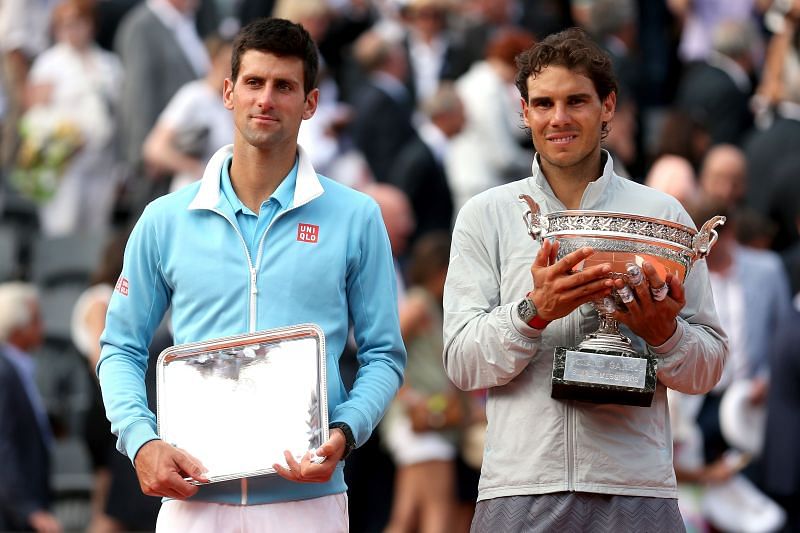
{"left": 98, "top": 18, "right": 405, "bottom": 531}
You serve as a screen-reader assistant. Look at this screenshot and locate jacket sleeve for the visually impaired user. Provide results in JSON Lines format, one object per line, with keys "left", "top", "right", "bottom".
{"left": 649, "top": 255, "right": 728, "bottom": 394}
{"left": 97, "top": 206, "right": 171, "bottom": 462}
{"left": 442, "top": 198, "right": 544, "bottom": 391}
{"left": 329, "top": 201, "right": 406, "bottom": 448}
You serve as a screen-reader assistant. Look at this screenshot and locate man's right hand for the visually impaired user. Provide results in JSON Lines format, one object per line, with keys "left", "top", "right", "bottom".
{"left": 529, "top": 240, "right": 613, "bottom": 321}
{"left": 133, "top": 439, "right": 208, "bottom": 499}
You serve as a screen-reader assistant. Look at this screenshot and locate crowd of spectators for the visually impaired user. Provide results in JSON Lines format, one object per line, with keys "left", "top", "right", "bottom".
{"left": 1, "top": 0, "right": 799, "bottom": 531}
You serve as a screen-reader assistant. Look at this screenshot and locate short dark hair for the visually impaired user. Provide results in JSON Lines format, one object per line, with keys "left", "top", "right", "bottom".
{"left": 514, "top": 27, "right": 618, "bottom": 104}
{"left": 407, "top": 231, "right": 451, "bottom": 287}
{"left": 231, "top": 18, "right": 319, "bottom": 95}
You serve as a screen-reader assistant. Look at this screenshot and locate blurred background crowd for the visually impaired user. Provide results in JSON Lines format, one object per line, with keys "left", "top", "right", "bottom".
{"left": 0, "top": 0, "right": 799, "bottom": 531}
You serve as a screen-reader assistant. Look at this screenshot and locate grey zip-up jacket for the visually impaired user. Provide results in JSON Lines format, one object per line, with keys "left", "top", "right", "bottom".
{"left": 443, "top": 153, "right": 727, "bottom": 501}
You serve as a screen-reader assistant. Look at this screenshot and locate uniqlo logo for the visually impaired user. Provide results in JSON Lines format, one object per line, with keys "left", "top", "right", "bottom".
{"left": 115, "top": 276, "right": 129, "bottom": 296}
{"left": 297, "top": 223, "right": 319, "bottom": 244}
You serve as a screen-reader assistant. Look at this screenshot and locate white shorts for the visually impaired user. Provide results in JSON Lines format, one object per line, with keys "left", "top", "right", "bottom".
{"left": 156, "top": 493, "right": 348, "bottom": 533}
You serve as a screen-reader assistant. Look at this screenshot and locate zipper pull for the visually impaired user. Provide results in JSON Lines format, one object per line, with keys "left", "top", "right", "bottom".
{"left": 250, "top": 267, "right": 258, "bottom": 295}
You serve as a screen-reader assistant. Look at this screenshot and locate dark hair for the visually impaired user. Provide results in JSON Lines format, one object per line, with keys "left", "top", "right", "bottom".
{"left": 407, "top": 231, "right": 451, "bottom": 287}
{"left": 652, "top": 110, "right": 710, "bottom": 170}
{"left": 514, "top": 27, "right": 618, "bottom": 104}
{"left": 231, "top": 18, "right": 319, "bottom": 95}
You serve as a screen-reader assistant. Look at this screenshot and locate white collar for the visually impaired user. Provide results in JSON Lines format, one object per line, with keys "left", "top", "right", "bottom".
{"left": 189, "top": 144, "right": 325, "bottom": 211}
{"left": 530, "top": 149, "right": 616, "bottom": 210}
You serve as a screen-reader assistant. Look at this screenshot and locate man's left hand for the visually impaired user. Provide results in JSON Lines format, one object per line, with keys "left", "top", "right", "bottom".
{"left": 273, "top": 428, "right": 346, "bottom": 483}
{"left": 610, "top": 261, "right": 686, "bottom": 346}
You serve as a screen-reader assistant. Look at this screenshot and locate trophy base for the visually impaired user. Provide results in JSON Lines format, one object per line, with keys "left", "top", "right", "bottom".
{"left": 551, "top": 347, "right": 657, "bottom": 407}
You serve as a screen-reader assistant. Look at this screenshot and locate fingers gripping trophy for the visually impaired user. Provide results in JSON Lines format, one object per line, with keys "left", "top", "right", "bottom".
{"left": 520, "top": 194, "right": 726, "bottom": 407}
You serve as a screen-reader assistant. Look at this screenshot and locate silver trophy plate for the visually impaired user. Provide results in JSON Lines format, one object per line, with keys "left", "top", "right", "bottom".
{"left": 156, "top": 324, "right": 329, "bottom": 483}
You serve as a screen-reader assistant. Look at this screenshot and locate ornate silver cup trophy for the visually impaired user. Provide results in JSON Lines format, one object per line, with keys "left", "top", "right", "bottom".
{"left": 520, "top": 194, "right": 725, "bottom": 407}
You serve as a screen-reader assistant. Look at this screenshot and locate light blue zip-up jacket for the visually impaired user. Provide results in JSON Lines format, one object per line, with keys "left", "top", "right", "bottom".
{"left": 97, "top": 145, "right": 406, "bottom": 505}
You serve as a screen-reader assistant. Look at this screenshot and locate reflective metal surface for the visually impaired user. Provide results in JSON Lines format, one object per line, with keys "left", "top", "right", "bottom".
{"left": 520, "top": 196, "right": 726, "bottom": 282}
{"left": 156, "top": 324, "right": 328, "bottom": 483}
{"left": 519, "top": 194, "right": 726, "bottom": 352}
{"left": 519, "top": 195, "right": 725, "bottom": 406}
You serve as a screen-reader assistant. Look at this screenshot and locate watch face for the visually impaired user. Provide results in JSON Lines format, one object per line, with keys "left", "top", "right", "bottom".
{"left": 518, "top": 298, "right": 535, "bottom": 322}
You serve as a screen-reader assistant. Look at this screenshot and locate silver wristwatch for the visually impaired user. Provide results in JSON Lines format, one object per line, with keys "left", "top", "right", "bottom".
{"left": 517, "top": 296, "right": 539, "bottom": 323}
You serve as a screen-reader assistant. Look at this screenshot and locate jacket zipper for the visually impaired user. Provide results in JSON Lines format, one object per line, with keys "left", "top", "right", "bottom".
{"left": 211, "top": 203, "right": 304, "bottom": 504}
{"left": 212, "top": 209, "right": 255, "bottom": 505}
{"left": 253, "top": 210, "right": 293, "bottom": 278}
{"left": 212, "top": 209, "right": 257, "bottom": 332}
{"left": 567, "top": 402, "right": 575, "bottom": 491}
{"left": 566, "top": 309, "right": 576, "bottom": 491}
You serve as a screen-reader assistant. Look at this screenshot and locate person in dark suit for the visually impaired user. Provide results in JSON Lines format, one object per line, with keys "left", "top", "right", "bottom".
{"left": 743, "top": 113, "right": 800, "bottom": 218}
{"left": 400, "top": 0, "right": 472, "bottom": 106}
{"left": 0, "top": 282, "right": 61, "bottom": 533}
{"left": 388, "top": 83, "right": 463, "bottom": 245}
{"left": 762, "top": 304, "right": 800, "bottom": 532}
{"left": 114, "top": 0, "right": 209, "bottom": 218}
{"left": 765, "top": 154, "right": 800, "bottom": 253}
{"left": 349, "top": 29, "right": 417, "bottom": 184}
{"left": 675, "top": 19, "right": 758, "bottom": 146}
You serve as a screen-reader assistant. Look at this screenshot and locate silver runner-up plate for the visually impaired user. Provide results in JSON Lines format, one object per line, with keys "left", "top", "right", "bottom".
{"left": 156, "top": 324, "right": 329, "bottom": 484}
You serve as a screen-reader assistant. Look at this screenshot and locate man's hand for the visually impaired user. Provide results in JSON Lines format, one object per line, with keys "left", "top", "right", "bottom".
{"left": 610, "top": 262, "right": 685, "bottom": 346}
{"left": 133, "top": 440, "right": 208, "bottom": 499}
{"left": 273, "top": 428, "right": 346, "bottom": 483}
{"left": 529, "top": 240, "right": 614, "bottom": 321}
{"left": 28, "top": 510, "right": 62, "bottom": 533}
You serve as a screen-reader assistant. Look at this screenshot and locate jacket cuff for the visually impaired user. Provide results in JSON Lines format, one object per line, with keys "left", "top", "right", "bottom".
{"left": 121, "top": 419, "right": 160, "bottom": 463}
{"left": 647, "top": 319, "right": 685, "bottom": 355}
{"left": 330, "top": 405, "right": 372, "bottom": 449}
{"left": 509, "top": 301, "right": 545, "bottom": 339}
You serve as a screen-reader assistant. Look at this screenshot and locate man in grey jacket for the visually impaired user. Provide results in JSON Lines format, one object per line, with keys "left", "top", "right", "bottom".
{"left": 443, "top": 28, "right": 728, "bottom": 531}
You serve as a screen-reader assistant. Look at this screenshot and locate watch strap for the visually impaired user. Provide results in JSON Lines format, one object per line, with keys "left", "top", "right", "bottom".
{"left": 527, "top": 313, "right": 551, "bottom": 330}
{"left": 329, "top": 422, "right": 356, "bottom": 460}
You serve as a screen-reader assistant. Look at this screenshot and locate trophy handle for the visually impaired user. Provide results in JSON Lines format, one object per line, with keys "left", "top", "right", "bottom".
{"left": 692, "top": 215, "right": 726, "bottom": 261}
{"left": 519, "top": 194, "right": 545, "bottom": 241}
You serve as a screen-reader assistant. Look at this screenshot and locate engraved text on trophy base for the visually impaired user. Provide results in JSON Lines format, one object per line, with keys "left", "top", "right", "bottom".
{"left": 563, "top": 350, "right": 648, "bottom": 389}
